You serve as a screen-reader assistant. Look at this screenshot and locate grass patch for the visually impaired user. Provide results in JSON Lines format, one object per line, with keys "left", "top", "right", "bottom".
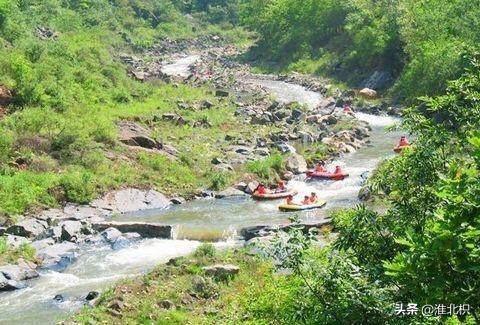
{"left": 246, "top": 153, "right": 284, "bottom": 183}
{"left": 72, "top": 248, "right": 277, "bottom": 324}
{"left": 298, "top": 143, "right": 331, "bottom": 166}
{"left": 0, "top": 236, "right": 37, "bottom": 266}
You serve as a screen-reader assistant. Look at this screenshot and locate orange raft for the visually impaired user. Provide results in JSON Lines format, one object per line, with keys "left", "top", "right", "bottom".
{"left": 252, "top": 190, "right": 298, "bottom": 200}
{"left": 306, "top": 171, "right": 349, "bottom": 181}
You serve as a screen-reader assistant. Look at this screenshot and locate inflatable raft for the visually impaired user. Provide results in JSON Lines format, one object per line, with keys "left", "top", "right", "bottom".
{"left": 252, "top": 190, "right": 298, "bottom": 200}
{"left": 278, "top": 201, "right": 326, "bottom": 212}
{"left": 306, "top": 171, "right": 349, "bottom": 181}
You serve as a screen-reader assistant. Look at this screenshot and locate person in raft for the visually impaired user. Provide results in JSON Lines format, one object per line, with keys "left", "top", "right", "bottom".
{"left": 254, "top": 184, "right": 268, "bottom": 195}
{"left": 314, "top": 161, "right": 327, "bottom": 172}
{"left": 275, "top": 180, "right": 287, "bottom": 193}
{"left": 334, "top": 165, "right": 344, "bottom": 175}
{"left": 398, "top": 136, "right": 410, "bottom": 147}
{"left": 309, "top": 192, "right": 318, "bottom": 204}
{"left": 302, "top": 195, "right": 311, "bottom": 205}
{"left": 343, "top": 103, "right": 354, "bottom": 115}
{"left": 285, "top": 194, "right": 299, "bottom": 206}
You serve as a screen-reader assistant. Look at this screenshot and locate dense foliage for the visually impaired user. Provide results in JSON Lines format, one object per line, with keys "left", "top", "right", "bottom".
{"left": 240, "top": 0, "right": 480, "bottom": 101}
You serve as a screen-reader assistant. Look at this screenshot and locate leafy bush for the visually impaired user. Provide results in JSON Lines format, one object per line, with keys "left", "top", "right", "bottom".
{"left": 194, "top": 243, "right": 216, "bottom": 258}
{"left": 246, "top": 153, "right": 284, "bottom": 182}
{"left": 59, "top": 169, "right": 97, "bottom": 204}
{"left": 208, "top": 171, "right": 231, "bottom": 191}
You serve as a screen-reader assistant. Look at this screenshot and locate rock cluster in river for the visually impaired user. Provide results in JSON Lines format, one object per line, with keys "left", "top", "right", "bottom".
{"left": 0, "top": 188, "right": 174, "bottom": 292}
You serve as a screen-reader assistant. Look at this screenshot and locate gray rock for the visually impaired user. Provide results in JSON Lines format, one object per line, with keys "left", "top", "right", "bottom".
{"left": 254, "top": 148, "right": 270, "bottom": 156}
{"left": 118, "top": 121, "right": 161, "bottom": 150}
{"left": 298, "top": 131, "right": 315, "bottom": 144}
{"left": 211, "top": 157, "right": 224, "bottom": 165}
{"left": 6, "top": 219, "right": 47, "bottom": 239}
{"left": 91, "top": 189, "right": 171, "bottom": 214}
{"left": 36, "top": 242, "right": 78, "bottom": 271}
{"left": 92, "top": 222, "right": 174, "bottom": 239}
{"left": 200, "top": 100, "right": 213, "bottom": 109}
{"left": 0, "top": 273, "right": 24, "bottom": 291}
{"left": 291, "top": 109, "right": 305, "bottom": 121}
{"left": 285, "top": 154, "right": 308, "bottom": 174}
{"left": 233, "top": 182, "right": 247, "bottom": 192}
{"left": 42, "top": 226, "right": 62, "bottom": 242}
{"left": 31, "top": 238, "right": 55, "bottom": 251}
{"left": 213, "top": 163, "right": 234, "bottom": 173}
{"left": 101, "top": 227, "right": 123, "bottom": 244}
{"left": 275, "top": 142, "right": 296, "bottom": 154}
{"left": 251, "top": 113, "right": 272, "bottom": 125}
{"left": 5, "top": 235, "right": 29, "bottom": 249}
{"left": 215, "top": 188, "right": 248, "bottom": 199}
{"left": 170, "top": 197, "right": 186, "bottom": 205}
{"left": 0, "top": 263, "right": 39, "bottom": 282}
{"left": 112, "top": 236, "right": 130, "bottom": 250}
{"left": 245, "top": 181, "right": 259, "bottom": 195}
{"left": 60, "top": 220, "right": 83, "bottom": 242}
{"left": 0, "top": 227, "right": 5, "bottom": 236}
{"left": 85, "top": 291, "right": 100, "bottom": 301}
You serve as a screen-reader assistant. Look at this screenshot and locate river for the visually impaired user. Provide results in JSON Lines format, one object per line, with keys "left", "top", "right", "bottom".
{"left": 0, "top": 74, "right": 401, "bottom": 324}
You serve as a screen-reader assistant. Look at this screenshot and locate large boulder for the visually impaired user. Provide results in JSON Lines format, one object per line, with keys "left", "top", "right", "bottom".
{"left": 30, "top": 238, "right": 55, "bottom": 251}
{"left": 36, "top": 242, "right": 78, "bottom": 271}
{"left": 244, "top": 181, "right": 259, "bottom": 195}
{"left": 5, "top": 234, "right": 30, "bottom": 249}
{"left": 215, "top": 188, "right": 248, "bottom": 199}
{"left": 101, "top": 227, "right": 123, "bottom": 244}
{"left": 6, "top": 219, "right": 47, "bottom": 239}
{"left": 285, "top": 154, "right": 308, "bottom": 174}
{"left": 0, "top": 263, "right": 39, "bottom": 282}
{"left": 92, "top": 222, "right": 174, "bottom": 239}
{"left": 118, "top": 121, "right": 161, "bottom": 150}
{"left": 0, "top": 273, "right": 23, "bottom": 292}
{"left": 91, "top": 189, "right": 171, "bottom": 214}
{"left": 359, "top": 88, "right": 377, "bottom": 99}
{"left": 60, "top": 220, "right": 83, "bottom": 242}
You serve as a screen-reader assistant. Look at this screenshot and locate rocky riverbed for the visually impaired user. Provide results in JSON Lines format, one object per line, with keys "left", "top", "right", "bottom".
{"left": 0, "top": 35, "right": 402, "bottom": 324}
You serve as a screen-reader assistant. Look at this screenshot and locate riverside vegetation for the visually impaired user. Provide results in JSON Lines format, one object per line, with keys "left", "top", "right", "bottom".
{"left": 0, "top": 0, "right": 479, "bottom": 324}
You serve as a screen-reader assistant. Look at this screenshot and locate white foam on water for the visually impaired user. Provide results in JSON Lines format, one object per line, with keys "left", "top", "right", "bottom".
{"left": 355, "top": 112, "right": 400, "bottom": 127}
{"left": 161, "top": 55, "right": 200, "bottom": 78}
{"left": 106, "top": 239, "right": 201, "bottom": 266}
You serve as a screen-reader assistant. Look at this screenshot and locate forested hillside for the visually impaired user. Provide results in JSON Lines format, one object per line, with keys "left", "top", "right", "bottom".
{"left": 0, "top": 0, "right": 252, "bottom": 217}
{"left": 240, "top": 0, "right": 480, "bottom": 101}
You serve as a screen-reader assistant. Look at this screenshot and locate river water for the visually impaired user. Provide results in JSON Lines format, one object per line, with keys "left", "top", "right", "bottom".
{"left": 0, "top": 72, "right": 401, "bottom": 324}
